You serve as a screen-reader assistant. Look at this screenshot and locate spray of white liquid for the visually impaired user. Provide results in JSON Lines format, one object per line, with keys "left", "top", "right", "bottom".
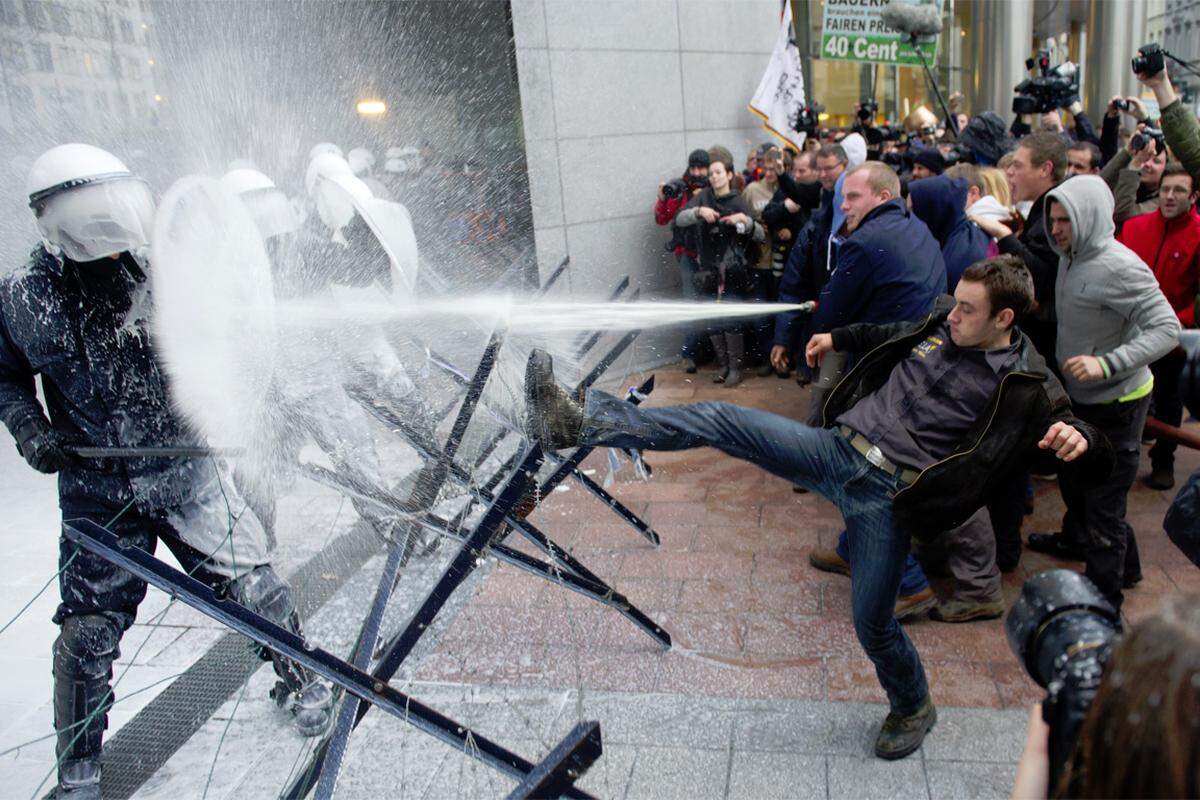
{"left": 150, "top": 177, "right": 808, "bottom": 478}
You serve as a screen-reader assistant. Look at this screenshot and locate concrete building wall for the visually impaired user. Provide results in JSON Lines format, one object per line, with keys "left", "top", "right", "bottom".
{"left": 511, "top": 0, "right": 782, "bottom": 353}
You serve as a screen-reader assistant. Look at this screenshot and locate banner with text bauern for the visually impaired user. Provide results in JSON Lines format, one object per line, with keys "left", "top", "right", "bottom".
{"left": 819, "top": 0, "right": 940, "bottom": 67}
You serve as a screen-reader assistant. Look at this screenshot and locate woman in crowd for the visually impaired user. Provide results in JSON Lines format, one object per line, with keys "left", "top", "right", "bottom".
{"left": 741, "top": 146, "right": 786, "bottom": 374}
{"left": 673, "top": 148, "right": 766, "bottom": 386}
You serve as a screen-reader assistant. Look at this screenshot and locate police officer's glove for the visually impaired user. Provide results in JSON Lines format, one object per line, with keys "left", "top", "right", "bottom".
{"left": 14, "top": 419, "right": 77, "bottom": 474}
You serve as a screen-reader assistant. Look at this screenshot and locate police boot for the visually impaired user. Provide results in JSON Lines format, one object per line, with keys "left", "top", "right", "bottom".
{"left": 524, "top": 349, "right": 584, "bottom": 450}
{"left": 51, "top": 615, "right": 120, "bottom": 800}
{"left": 231, "top": 566, "right": 333, "bottom": 736}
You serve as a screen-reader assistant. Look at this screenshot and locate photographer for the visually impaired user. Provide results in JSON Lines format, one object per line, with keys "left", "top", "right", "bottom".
{"left": 1099, "top": 122, "right": 1166, "bottom": 227}
{"left": 656, "top": 148, "right": 711, "bottom": 372}
{"left": 1012, "top": 591, "right": 1200, "bottom": 799}
{"left": 1135, "top": 49, "right": 1200, "bottom": 180}
{"left": 673, "top": 149, "right": 765, "bottom": 386}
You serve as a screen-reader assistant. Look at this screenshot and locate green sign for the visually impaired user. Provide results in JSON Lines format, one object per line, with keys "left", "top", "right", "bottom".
{"left": 819, "top": 0, "right": 940, "bottom": 67}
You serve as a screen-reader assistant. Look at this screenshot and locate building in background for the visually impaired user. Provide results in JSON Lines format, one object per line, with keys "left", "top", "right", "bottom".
{"left": 0, "top": 0, "right": 159, "bottom": 137}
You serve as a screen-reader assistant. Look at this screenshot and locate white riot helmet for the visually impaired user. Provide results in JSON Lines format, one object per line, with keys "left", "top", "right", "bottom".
{"left": 312, "top": 171, "right": 373, "bottom": 233}
{"left": 383, "top": 157, "right": 410, "bottom": 175}
{"left": 346, "top": 148, "right": 375, "bottom": 178}
{"left": 305, "top": 152, "right": 354, "bottom": 197}
{"left": 26, "top": 143, "right": 155, "bottom": 262}
{"left": 308, "top": 142, "right": 343, "bottom": 162}
{"left": 220, "top": 168, "right": 299, "bottom": 241}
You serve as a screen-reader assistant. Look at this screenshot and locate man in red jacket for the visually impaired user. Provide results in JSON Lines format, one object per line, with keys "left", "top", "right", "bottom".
{"left": 1118, "top": 161, "right": 1200, "bottom": 489}
{"left": 656, "top": 149, "right": 711, "bottom": 371}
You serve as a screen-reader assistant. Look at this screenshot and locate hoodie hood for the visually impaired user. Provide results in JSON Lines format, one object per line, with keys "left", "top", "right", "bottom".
{"left": 841, "top": 133, "right": 867, "bottom": 169}
{"left": 908, "top": 175, "right": 968, "bottom": 245}
{"left": 1044, "top": 174, "right": 1115, "bottom": 262}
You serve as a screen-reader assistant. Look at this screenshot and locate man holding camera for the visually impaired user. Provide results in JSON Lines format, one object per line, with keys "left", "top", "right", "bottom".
{"left": 656, "top": 149, "right": 711, "bottom": 372}
{"left": 1045, "top": 175, "right": 1181, "bottom": 611}
{"left": 524, "top": 254, "right": 1110, "bottom": 761}
{"left": 1100, "top": 123, "right": 1167, "bottom": 227}
{"left": 1133, "top": 46, "right": 1200, "bottom": 181}
{"left": 1117, "top": 162, "right": 1200, "bottom": 491}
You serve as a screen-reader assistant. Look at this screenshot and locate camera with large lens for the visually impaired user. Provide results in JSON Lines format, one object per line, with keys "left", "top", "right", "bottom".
{"left": 857, "top": 99, "right": 879, "bottom": 123}
{"left": 661, "top": 179, "right": 689, "bottom": 200}
{"left": 1013, "top": 50, "right": 1079, "bottom": 115}
{"left": 794, "top": 102, "right": 825, "bottom": 137}
{"left": 1006, "top": 570, "right": 1121, "bottom": 791}
{"left": 1131, "top": 42, "right": 1165, "bottom": 77}
{"left": 1131, "top": 125, "right": 1166, "bottom": 154}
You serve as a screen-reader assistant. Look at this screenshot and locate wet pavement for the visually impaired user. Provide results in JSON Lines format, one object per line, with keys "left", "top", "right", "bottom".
{"left": 1, "top": 363, "right": 1196, "bottom": 798}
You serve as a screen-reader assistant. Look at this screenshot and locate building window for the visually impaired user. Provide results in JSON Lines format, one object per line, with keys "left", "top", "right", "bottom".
{"left": 0, "top": 0, "right": 21, "bottom": 26}
{"left": 49, "top": 2, "right": 70, "bottom": 35}
{"left": 22, "top": 0, "right": 46, "bottom": 30}
{"left": 0, "top": 40, "right": 27, "bottom": 72}
{"left": 31, "top": 42, "right": 51, "bottom": 72}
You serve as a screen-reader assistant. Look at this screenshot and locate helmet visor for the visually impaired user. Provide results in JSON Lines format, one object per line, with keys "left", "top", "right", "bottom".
{"left": 36, "top": 178, "right": 154, "bottom": 262}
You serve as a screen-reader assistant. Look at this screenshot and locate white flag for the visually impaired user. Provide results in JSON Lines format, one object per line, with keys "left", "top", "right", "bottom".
{"left": 749, "top": 4, "right": 807, "bottom": 151}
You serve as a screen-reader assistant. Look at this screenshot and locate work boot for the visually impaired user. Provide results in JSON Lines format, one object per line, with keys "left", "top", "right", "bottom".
{"left": 723, "top": 332, "right": 745, "bottom": 387}
{"left": 894, "top": 587, "right": 937, "bottom": 621}
{"left": 52, "top": 760, "right": 101, "bottom": 799}
{"left": 524, "top": 349, "right": 584, "bottom": 450}
{"left": 1026, "top": 532, "right": 1086, "bottom": 561}
{"left": 272, "top": 679, "right": 333, "bottom": 737}
{"left": 1143, "top": 465, "right": 1175, "bottom": 491}
{"left": 808, "top": 546, "right": 850, "bottom": 576}
{"left": 709, "top": 334, "right": 729, "bottom": 383}
{"left": 875, "top": 695, "right": 937, "bottom": 759}
{"left": 929, "top": 597, "right": 1006, "bottom": 623}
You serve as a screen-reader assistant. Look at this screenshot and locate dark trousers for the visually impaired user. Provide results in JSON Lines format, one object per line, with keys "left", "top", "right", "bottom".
{"left": 1058, "top": 395, "right": 1149, "bottom": 611}
{"left": 579, "top": 393, "right": 929, "bottom": 714}
{"left": 748, "top": 269, "right": 781, "bottom": 363}
{"left": 1148, "top": 347, "right": 1186, "bottom": 471}
{"left": 987, "top": 471, "right": 1028, "bottom": 570}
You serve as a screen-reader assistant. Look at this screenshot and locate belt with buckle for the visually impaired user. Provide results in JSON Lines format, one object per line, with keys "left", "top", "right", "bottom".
{"left": 839, "top": 425, "right": 920, "bottom": 486}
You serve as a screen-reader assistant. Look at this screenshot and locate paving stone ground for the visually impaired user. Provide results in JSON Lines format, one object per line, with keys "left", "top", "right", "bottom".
{"left": 1, "top": 361, "right": 1196, "bottom": 799}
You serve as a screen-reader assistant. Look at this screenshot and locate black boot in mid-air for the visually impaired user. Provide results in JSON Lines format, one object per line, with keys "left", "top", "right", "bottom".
{"left": 524, "top": 350, "right": 584, "bottom": 450}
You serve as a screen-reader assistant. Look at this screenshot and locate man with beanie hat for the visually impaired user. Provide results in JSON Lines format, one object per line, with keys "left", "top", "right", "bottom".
{"left": 910, "top": 148, "right": 946, "bottom": 180}
{"left": 656, "top": 148, "right": 711, "bottom": 371}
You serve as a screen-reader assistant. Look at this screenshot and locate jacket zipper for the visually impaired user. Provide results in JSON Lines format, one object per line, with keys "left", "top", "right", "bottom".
{"left": 893, "top": 370, "right": 1042, "bottom": 500}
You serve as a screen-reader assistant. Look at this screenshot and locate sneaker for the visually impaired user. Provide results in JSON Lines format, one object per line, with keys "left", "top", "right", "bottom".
{"left": 1026, "top": 532, "right": 1086, "bottom": 561}
{"left": 929, "top": 598, "right": 1006, "bottom": 623}
{"left": 274, "top": 680, "right": 333, "bottom": 737}
{"left": 682, "top": 358, "right": 698, "bottom": 374}
{"left": 894, "top": 587, "right": 937, "bottom": 621}
{"left": 524, "top": 350, "right": 585, "bottom": 449}
{"left": 53, "top": 760, "right": 101, "bottom": 799}
{"left": 875, "top": 695, "right": 937, "bottom": 760}
{"left": 808, "top": 546, "right": 850, "bottom": 577}
{"left": 1143, "top": 466, "right": 1175, "bottom": 491}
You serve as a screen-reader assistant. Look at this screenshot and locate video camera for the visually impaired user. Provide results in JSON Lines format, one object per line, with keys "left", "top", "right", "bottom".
{"left": 1013, "top": 50, "right": 1079, "bottom": 115}
{"left": 1006, "top": 570, "right": 1121, "bottom": 791}
{"left": 794, "top": 102, "right": 825, "bottom": 138}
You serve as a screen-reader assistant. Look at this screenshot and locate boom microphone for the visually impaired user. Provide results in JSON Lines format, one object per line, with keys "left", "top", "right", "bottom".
{"left": 880, "top": 2, "right": 943, "bottom": 39}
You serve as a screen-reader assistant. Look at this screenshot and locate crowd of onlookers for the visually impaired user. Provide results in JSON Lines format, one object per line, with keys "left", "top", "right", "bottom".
{"left": 653, "top": 64, "right": 1200, "bottom": 628}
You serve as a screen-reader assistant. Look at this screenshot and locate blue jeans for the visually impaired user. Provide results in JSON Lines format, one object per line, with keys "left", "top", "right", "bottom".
{"left": 836, "top": 532, "right": 929, "bottom": 596}
{"left": 580, "top": 394, "right": 930, "bottom": 713}
{"left": 677, "top": 254, "right": 703, "bottom": 360}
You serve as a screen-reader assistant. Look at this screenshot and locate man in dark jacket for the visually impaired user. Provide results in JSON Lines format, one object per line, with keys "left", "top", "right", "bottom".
{"left": 810, "top": 163, "right": 946, "bottom": 335}
{"left": 908, "top": 175, "right": 991, "bottom": 292}
{"left": 655, "top": 149, "right": 711, "bottom": 371}
{"left": 524, "top": 255, "right": 1110, "bottom": 762}
{"left": 3, "top": 145, "right": 333, "bottom": 798}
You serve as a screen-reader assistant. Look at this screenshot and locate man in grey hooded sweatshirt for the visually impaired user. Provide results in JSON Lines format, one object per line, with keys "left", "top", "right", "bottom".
{"left": 1045, "top": 174, "right": 1181, "bottom": 610}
